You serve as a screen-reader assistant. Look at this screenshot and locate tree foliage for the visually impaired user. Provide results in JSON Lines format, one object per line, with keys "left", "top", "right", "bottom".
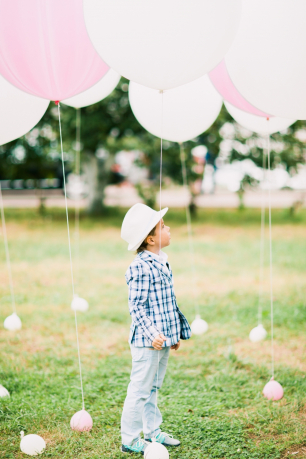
{"left": 1, "top": 77, "right": 305, "bottom": 210}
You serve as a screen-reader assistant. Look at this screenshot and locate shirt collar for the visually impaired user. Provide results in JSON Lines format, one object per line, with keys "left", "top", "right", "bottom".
{"left": 144, "top": 250, "right": 168, "bottom": 265}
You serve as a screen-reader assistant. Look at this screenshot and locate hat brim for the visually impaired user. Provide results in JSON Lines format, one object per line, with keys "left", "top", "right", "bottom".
{"left": 128, "top": 207, "right": 168, "bottom": 251}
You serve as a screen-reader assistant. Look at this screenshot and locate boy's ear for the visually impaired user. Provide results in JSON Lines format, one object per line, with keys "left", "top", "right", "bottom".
{"left": 146, "top": 235, "right": 155, "bottom": 246}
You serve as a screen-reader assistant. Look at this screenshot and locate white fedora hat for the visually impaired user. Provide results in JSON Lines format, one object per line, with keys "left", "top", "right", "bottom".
{"left": 121, "top": 203, "right": 168, "bottom": 251}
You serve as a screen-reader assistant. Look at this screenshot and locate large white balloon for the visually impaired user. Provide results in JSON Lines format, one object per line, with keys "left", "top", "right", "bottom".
{"left": 0, "top": 75, "right": 49, "bottom": 145}
{"left": 129, "top": 75, "right": 222, "bottom": 143}
{"left": 226, "top": 0, "right": 306, "bottom": 119}
{"left": 62, "top": 69, "right": 121, "bottom": 108}
{"left": 224, "top": 102, "right": 296, "bottom": 135}
{"left": 84, "top": 0, "right": 241, "bottom": 90}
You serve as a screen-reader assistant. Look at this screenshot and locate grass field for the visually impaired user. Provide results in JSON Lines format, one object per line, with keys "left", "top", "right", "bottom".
{"left": 1, "top": 208, "right": 306, "bottom": 458}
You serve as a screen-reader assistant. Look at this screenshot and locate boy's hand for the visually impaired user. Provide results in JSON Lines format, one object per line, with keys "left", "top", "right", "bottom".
{"left": 171, "top": 341, "right": 180, "bottom": 351}
{"left": 152, "top": 334, "right": 167, "bottom": 350}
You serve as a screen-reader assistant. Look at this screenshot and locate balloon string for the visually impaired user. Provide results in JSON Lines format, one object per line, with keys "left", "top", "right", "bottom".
{"left": 159, "top": 90, "right": 163, "bottom": 257}
{"left": 153, "top": 350, "right": 160, "bottom": 438}
{"left": 75, "top": 108, "right": 81, "bottom": 289}
{"left": 58, "top": 103, "right": 85, "bottom": 410}
{"left": 179, "top": 143, "right": 199, "bottom": 316}
{"left": 258, "top": 149, "right": 266, "bottom": 326}
{"left": 267, "top": 134, "right": 274, "bottom": 378}
{"left": 154, "top": 89, "right": 164, "bottom": 436}
{"left": 0, "top": 182, "right": 16, "bottom": 314}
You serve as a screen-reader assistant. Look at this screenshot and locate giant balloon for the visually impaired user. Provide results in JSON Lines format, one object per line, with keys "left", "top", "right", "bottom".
{"left": 129, "top": 75, "right": 222, "bottom": 143}
{"left": 62, "top": 70, "right": 121, "bottom": 108}
{"left": 224, "top": 102, "right": 296, "bottom": 135}
{"left": 226, "top": 0, "right": 306, "bottom": 119}
{"left": 209, "top": 60, "right": 269, "bottom": 117}
{"left": 0, "top": 76, "right": 49, "bottom": 145}
{"left": 84, "top": 0, "right": 241, "bottom": 90}
{"left": 0, "top": 0, "right": 109, "bottom": 100}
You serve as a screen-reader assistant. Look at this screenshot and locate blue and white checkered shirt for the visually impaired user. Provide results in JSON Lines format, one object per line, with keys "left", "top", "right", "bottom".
{"left": 125, "top": 251, "right": 191, "bottom": 347}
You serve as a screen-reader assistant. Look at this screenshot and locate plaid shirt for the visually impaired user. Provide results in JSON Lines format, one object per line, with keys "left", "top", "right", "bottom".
{"left": 125, "top": 251, "right": 191, "bottom": 347}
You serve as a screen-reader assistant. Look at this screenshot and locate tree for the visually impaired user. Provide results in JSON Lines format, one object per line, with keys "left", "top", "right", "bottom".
{"left": 1, "top": 79, "right": 306, "bottom": 214}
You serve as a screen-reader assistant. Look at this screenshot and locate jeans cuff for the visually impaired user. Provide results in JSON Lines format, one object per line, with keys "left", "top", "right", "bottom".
{"left": 122, "top": 435, "right": 140, "bottom": 446}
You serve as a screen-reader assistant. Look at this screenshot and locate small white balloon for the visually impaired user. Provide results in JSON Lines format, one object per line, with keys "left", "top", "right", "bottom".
{"left": 249, "top": 324, "right": 267, "bottom": 343}
{"left": 84, "top": 0, "right": 241, "bottom": 90}
{"left": 191, "top": 315, "right": 208, "bottom": 336}
{"left": 0, "top": 75, "right": 49, "bottom": 146}
{"left": 71, "top": 295, "right": 89, "bottom": 312}
{"left": 144, "top": 442, "right": 169, "bottom": 459}
{"left": 0, "top": 385, "right": 10, "bottom": 397}
{"left": 66, "top": 174, "right": 89, "bottom": 201}
{"left": 225, "top": 102, "right": 296, "bottom": 135}
{"left": 62, "top": 69, "right": 121, "bottom": 108}
{"left": 129, "top": 75, "right": 222, "bottom": 143}
{"left": 4, "top": 312, "right": 22, "bottom": 331}
{"left": 20, "top": 432, "right": 46, "bottom": 456}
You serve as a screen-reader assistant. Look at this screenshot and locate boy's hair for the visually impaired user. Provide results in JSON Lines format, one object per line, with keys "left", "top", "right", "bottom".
{"left": 136, "top": 224, "right": 157, "bottom": 253}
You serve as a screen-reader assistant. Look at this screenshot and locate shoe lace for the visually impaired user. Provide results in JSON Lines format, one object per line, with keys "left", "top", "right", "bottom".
{"left": 156, "top": 431, "right": 173, "bottom": 442}
{"left": 134, "top": 439, "right": 148, "bottom": 450}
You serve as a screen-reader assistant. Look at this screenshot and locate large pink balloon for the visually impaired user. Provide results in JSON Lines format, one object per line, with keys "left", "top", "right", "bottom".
{"left": 209, "top": 60, "right": 270, "bottom": 118}
{"left": 0, "top": 0, "right": 109, "bottom": 101}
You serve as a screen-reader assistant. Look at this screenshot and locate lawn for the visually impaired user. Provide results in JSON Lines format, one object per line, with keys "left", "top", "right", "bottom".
{"left": 1, "top": 207, "right": 306, "bottom": 458}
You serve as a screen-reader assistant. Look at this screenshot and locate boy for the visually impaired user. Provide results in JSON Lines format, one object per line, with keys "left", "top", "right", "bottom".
{"left": 120, "top": 203, "right": 191, "bottom": 454}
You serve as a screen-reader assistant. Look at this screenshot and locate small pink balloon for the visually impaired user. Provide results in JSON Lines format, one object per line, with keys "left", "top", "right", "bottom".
{"left": 263, "top": 378, "right": 284, "bottom": 401}
{"left": 0, "top": 0, "right": 109, "bottom": 101}
{"left": 70, "top": 409, "right": 93, "bottom": 432}
{"left": 209, "top": 60, "right": 270, "bottom": 118}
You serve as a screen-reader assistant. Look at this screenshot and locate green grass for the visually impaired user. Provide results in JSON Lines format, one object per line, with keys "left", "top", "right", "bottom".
{"left": 1, "top": 208, "right": 306, "bottom": 458}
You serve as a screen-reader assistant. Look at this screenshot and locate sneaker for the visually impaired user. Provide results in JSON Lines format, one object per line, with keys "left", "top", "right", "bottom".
{"left": 121, "top": 438, "right": 149, "bottom": 455}
{"left": 145, "top": 431, "right": 180, "bottom": 447}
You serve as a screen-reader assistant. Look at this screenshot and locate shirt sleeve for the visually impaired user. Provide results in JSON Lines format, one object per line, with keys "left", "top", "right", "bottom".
{"left": 126, "top": 263, "right": 161, "bottom": 344}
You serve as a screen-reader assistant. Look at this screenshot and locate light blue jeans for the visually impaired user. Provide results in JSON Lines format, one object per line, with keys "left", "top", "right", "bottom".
{"left": 121, "top": 345, "right": 170, "bottom": 446}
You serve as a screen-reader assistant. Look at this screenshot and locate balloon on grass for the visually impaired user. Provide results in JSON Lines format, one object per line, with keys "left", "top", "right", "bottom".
{"left": 144, "top": 442, "right": 169, "bottom": 459}
{"left": 0, "top": 385, "right": 10, "bottom": 397}
{"left": 0, "top": 75, "right": 49, "bottom": 146}
{"left": 129, "top": 75, "right": 222, "bottom": 143}
{"left": 4, "top": 313, "right": 22, "bottom": 331}
{"left": 62, "top": 69, "right": 121, "bottom": 108}
{"left": 209, "top": 60, "right": 269, "bottom": 117}
{"left": 84, "top": 0, "right": 241, "bottom": 90}
{"left": 71, "top": 295, "right": 89, "bottom": 313}
{"left": 70, "top": 409, "right": 93, "bottom": 432}
{"left": 224, "top": 102, "right": 296, "bottom": 135}
{"left": 0, "top": 0, "right": 109, "bottom": 100}
{"left": 20, "top": 432, "right": 46, "bottom": 456}
{"left": 191, "top": 315, "right": 209, "bottom": 336}
{"left": 263, "top": 378, "right": 284, "bottom": 401}
{"left": 249, "top": 324, "right": 267, "bottom": 343}
{"left": 226, "top": 0, "right": 306, "bottom": 119}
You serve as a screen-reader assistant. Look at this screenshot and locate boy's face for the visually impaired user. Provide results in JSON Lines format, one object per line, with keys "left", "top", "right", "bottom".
{"left": 152, "top": 218, "right": 171, "bottom": 249}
